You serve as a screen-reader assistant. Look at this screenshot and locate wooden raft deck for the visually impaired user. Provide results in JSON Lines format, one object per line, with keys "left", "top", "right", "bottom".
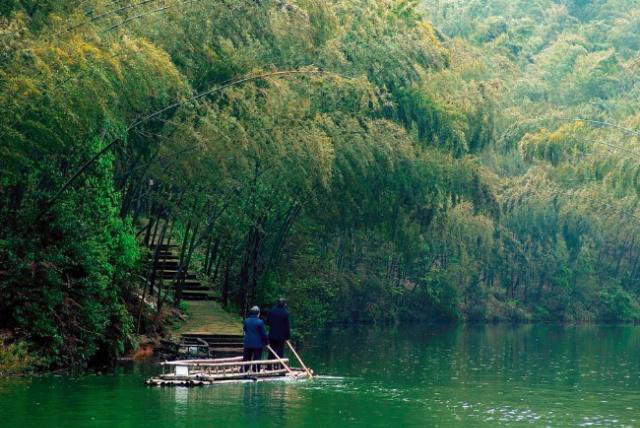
{"left": 146, "top": 357, "right": 312, "bottom": 386}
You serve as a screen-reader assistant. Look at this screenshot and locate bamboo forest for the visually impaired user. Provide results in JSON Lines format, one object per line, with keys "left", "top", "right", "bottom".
{"left": 2, "top": 0, "right": 640, "bottom": 378}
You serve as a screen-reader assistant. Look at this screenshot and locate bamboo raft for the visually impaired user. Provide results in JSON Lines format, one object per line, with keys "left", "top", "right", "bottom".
{"left": 146, "top": 343, "right": 314, "bottom": 386}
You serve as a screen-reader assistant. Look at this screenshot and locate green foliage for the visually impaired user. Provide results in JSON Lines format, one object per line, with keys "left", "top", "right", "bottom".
{"left": 424, "top": 0, "right": 640, "bottom": 323}
{"left": 599, "top": 286, "right": 640, "bottom": 322}
{"left": 4, "top": 0, "right": 640, "bottom": 371}
{"left": 0, "top": 4, "right": 183, "bottom": 368}
{"left": 0, "top": 333, "right": 39, "bottom": 374}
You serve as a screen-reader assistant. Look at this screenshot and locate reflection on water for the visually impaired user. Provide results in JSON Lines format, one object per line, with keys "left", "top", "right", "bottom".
{"left": 2, "top": 324, "right": 640, "bottom": 427}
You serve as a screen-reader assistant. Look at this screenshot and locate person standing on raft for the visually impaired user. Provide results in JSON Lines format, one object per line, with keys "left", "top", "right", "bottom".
{"left": 266, "top": 298, "right": 291, "bottom": 362}
{"left": 243, "top": 305, "right": 268, "bottom": 372}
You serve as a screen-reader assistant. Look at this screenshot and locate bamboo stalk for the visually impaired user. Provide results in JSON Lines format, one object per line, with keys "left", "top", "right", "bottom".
{"left": 198, "top": 368, "right": 289, "bottom": 380}
{"left": 162, "top": 357, "right": 289, "bottom": 367}
{"left": 35, "top": 69, "right": 329, "bottom": 221}
{"left": 165, "top": 356, "right": 243, "bottom": 364}
{"left": 286, "top": 341, "right": 313, "bottom": 379}
{"left": 152, "top": 368, "right": 291, "bottom": 383}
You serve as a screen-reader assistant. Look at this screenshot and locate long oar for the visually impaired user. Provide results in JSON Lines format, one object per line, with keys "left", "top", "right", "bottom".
{"left": 286, "top": 340, "right": 313, "bottom": 379}
{"left": 266, "top": 345, "right": 297, "bottom": 378}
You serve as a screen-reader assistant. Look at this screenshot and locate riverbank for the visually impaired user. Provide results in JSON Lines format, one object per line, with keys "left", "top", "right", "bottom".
{"left": 0, "top": 333, "right": 33, "bottom": 376}
{"left": 0, "top": 298, "right": 246, "bottom": 375}
{"left": 6, "top": 311, "right": 640, "bottom": 377}
{"left": 0, "top": 297, "right": 186, "bottom": 376}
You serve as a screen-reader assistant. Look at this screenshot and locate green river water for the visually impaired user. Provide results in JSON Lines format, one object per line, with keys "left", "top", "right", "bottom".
{"left": 2, "top": 324, "right": 640, "bottom": 427}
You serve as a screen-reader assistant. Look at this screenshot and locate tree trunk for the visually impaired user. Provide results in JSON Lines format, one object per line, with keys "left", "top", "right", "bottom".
{"left": 175, "top": 219, "right": 200, "bottom": 305}
{"left": 148, "top": 220, "right": 169, "bottom": 299}
{"left": 250, "top": 229, "right": 261, "bottom": 306}
{"left": 222, "top": 257, "right": 231, "bottom": 308}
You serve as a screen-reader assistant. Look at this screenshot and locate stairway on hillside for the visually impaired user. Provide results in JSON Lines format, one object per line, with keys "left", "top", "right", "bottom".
{"left": 147, "top": 241, "right": 243, "bottom": 358}
{"left": 149, "top": 243, "right": 217, "bottom": 301}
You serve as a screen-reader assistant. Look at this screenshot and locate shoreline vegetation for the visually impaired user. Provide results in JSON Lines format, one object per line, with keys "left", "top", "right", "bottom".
{"left": 4, "top": 318, "right": 640, "bottom": 376}
{"left": 2, "top": 0, "right": 640, "bottom": 372}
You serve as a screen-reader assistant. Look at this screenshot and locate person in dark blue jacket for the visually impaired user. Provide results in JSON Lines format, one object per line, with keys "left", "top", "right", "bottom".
{"left": 266, "top": 298, "right": 291, "bottom": 364}
{"left": 243, "top": 306, "right": 268, "bottom": 372}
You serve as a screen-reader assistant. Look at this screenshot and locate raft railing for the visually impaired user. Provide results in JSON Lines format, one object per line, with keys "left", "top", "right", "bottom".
{"left": 152, "top": 356, "right": 309, "bottom": 383}
{"left": 147, "top": 344, "right": 313, "bottom": 386}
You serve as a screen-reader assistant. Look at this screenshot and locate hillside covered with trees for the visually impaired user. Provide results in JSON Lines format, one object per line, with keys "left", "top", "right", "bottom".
{"left": 1, "top": 0, "right": 640, "bottom": 369}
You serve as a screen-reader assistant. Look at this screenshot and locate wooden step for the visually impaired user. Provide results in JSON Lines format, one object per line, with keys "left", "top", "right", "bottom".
{"left": 143, "top": 256, "right": 180, "bottom": 264}
{"left": 182, "top": 291, "right": 218, "bottom": 301}
{"left": 151, "top": 254, "right": 179, "bottom": 261}
{"left": 154, "top": 263, "right": 180, "bottom": 269}
{"left": 156, "top": 271, "right": 198, "bottom": 280}
{"left": 152, "top": 257, "right": 180, "bottom": 262}
{"left": 150, "top": 244, "right": 178, "bottom": 250}
{"left": 156, "top": 269, "right": 196, "bottom": 276}
{"left": 210, "top": 347, "right": 244, "bottom": 354}
{"left": 175, "top": 279, "right": 205, "bottom": 287}
{"left": 181, "top": 334, "right": 243, "bottom": 345}
{"left": 148, "top": 249, "right": 179, "bottom": 255}
{"left": 206, "top": 342, "right": 244, "bottom": 348}
{"left": 180, "top": 284, "right": 210, "bottom": 291}
{"left": 181, "top": 333, "right": 244, "bottom": 340}
{"left": 181, "top": 338, "right": 243, "bottom": 346}
{"left": 144, "top": 258, "right": 180, "bottom": 266}
{"left": 155, "top": 280, "right": 204, "bottom": 289}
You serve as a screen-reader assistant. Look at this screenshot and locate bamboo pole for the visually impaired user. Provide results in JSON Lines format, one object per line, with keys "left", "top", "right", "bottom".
{"left": 150, "top": 368, "right": 290, "bottom": 384}
{"left": 286, "top": 341, "right": 313, "bottom": 379}
{"left": 163, "top": 356, "right": 243, "bottom": 364}
{"left": 266, "top": 345, "right": 297, "bottom": 378}
{"left": 199, "top": 368, "right": 288, "bottom": 380}
{"left": 162, "top": 358, "right": 289, "bottom": 368}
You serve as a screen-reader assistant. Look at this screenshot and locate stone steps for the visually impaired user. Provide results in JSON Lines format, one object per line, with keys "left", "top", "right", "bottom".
{"left": 147, "top": 244, "right": 216, "bottom": 301}
{"left": 156, "top": 270, "right": 198, "bottom": 280}
{"left": 181, "top": 291, "right": 218, "bottom": 301}
{"left": 145, "top": 232, "right": 241, "bottom": 358}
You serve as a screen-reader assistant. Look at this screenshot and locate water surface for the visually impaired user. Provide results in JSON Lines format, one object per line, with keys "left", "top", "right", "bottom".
{"left": 2, "top": 324, "right": 640, "bottom": 427}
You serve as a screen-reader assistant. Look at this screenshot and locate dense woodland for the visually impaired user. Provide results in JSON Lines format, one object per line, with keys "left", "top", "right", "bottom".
{"left": 2, "top": 0, "right": 640, "bottom": 369}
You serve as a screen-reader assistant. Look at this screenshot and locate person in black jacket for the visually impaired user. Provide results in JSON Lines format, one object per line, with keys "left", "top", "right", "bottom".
{"left": 243, "top": 306, "right": 268, "bottom": 372}
{"left": 266, "top": 298, "right": 291, "bottom": 367}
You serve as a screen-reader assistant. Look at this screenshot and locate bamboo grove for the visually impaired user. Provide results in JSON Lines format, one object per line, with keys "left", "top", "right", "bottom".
{"left": 1, "top": 0, "right": 640, "bottom": 368}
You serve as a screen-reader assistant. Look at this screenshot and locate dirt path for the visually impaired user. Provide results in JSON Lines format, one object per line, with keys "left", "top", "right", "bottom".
{"left": 176, "top": 301, "right": 243, "bottom": 336}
